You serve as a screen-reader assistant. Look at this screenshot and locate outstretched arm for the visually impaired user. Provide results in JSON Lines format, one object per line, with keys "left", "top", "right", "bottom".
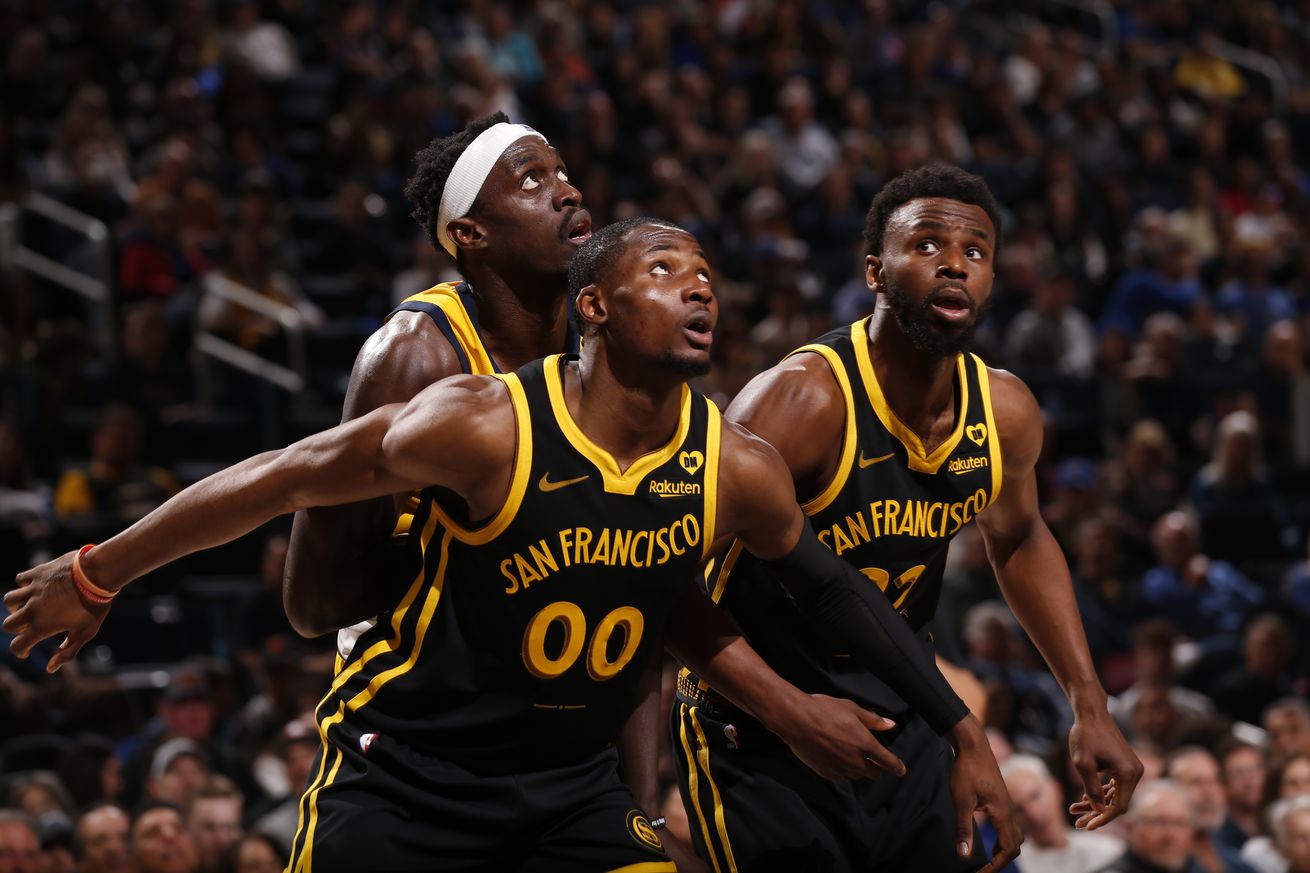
{"left": 286, "top": 315, "right": 461, "bottom": 636}
{"left": 4, "top": 377, "right": 514, "bottom": 670}
{"left": 976, "top": 370, "right": 1142, "bottom": 829}
{"left": 665, "top": 576, "right": 906, "bottom": 781}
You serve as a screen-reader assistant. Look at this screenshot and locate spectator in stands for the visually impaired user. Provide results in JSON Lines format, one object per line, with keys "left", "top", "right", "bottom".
{"left": 1218, "top": 742, "right": 1269, "bottom": 854}
{"left": 227, "top": 830, "right": 284, "bottom": 873}
{"left": 145, "top": 739, "right": 211, "bottom": 809}
{"left": 1211, "top": 615, "right": 1297, "bottom": 727}
{"left": 72, "top": 805, "right": 131, "bottom": 873}
{"left": 0, "top": 809, "right": 39, "bottom": 873}
{"left": 249, "top": 714, "right": 316, "bottom": 851}
{"left": 117, "top": 190, "right": 211, "bottom": 303}
{"left": 1242, "top": 758, "right": 1310, "bottom": 873}
{"left": 129, "top": 802, "right": 199, "bottom": 873}
{"left": 1140, "top": 511, "right": 1263, "bottom": 647}
{"left": 1004, "top": 269, "right": 1097, "bottom": 379}
{"left": 223, "top": 0, "right": 300, "bottom": 83}
{"left": 1113, "top": 620, "right": 1214, "bottom": 731}
{"left": 5, "top": 772, "right": 74, "bottom": 820}
{"left": 1266, "top": 702, "right": 1310, "bottom": 760}
{"left": 1272, "top": 796, "right": 1310, "bottom": 873}
{"left": 198, "top": 228, "right": 323, "bottom": 354}
{"left": 33, "top": 810, "right": 74, "bottom": 873}
{"left": 184, "top": 776, "right": 242, "bottom": 873}
{"left": 1099, "top": 779, "right": 1199, "bottom": 873}
{"left": 1128, "top": 685, "right": 1189, "bottom": 755}
{"left": 58, "top": 737, "right": 121, "bottom": 812}
{"left": 52, "top": 404, "right": 179, "bottom": 522}
{"left": 1002, "top": 753, "right": 1124, "bottom": 873}
{"left": 1164, "top": 746, "right": 1260, "bottom": 873}
{"left": 1070, "top": 514, "right": 1141, "bottom": 679}
{"left": 1191, "top": 411, "right": 1294, "bottom": 569}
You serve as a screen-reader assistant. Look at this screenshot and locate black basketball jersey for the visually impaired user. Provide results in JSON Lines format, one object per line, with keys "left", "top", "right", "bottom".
{"left": 699, "top": 318, "right": 1003, "bottom": 717}
{"left": 325, "top": 354, "right": 721, "bottom": 774}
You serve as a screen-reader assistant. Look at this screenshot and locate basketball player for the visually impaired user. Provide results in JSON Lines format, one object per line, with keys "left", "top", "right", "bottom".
{"left": 671, "top": 165, "right": 1141, "bottom": 873}
{"left": 279, "top": 113, "right": 921, "bottom": 868}
{"left": 6, "top": 219, "right": 1015, "bottom": 872}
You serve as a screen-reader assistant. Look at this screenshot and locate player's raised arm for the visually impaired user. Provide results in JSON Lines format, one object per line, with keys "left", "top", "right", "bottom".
{"left": 3, "top": 375, "right": 515, "bottom": 671}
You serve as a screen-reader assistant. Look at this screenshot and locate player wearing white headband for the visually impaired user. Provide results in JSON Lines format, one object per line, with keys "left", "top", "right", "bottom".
{"left": 268, "top": 114, "right": 885, "bottom": 871}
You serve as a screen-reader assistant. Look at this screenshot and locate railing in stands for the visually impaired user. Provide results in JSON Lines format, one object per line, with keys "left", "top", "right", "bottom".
{"left": 3, "top": 191, "right": 114, "bottom": 358}
{"left": 192, "top": 273, "right": 309, "bottom": 413}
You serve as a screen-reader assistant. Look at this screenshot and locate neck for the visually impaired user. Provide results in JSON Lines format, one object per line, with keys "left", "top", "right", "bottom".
{"left": 1192, "top": 834, "right": 1222, "bottom": 873}
{"left": 866, "top": 307, "right": 960, "bottom": 430}
{"left": 1229, "top": 808, "right": 1258, "bottom": 836}
{"left": 464, "top": 266, "right": 570, "bottom": 372}
{"left": 570, "top": 346, "right": 686, "bottom": 470}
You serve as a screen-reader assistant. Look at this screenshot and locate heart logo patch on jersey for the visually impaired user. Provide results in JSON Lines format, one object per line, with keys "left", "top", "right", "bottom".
{"left": 966, "top": 424, "right": 988, "bottom": 446}
{"left": 679, "top": 450, "right": 704, "bottom": 476}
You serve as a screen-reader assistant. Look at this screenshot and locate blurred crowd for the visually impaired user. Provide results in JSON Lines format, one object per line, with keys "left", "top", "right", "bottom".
{"left": 3, "top": 1, "right": 1310, "bottom": 871}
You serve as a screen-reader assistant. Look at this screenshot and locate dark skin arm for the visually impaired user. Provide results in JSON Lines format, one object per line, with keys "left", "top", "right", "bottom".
{"left": 4, "top": 377, "right": 516, "bottom": 669}
{"left": 975, "top": 370, "right": 1142, "bottom": 829}
{"left": 725, "top": 356, "right": 1021, "bottom": 871}
{"left": 285, "top": 313, "right": 462, "bottom": 636}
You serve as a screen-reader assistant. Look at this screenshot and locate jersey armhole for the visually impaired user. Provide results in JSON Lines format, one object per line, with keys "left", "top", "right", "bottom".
{"left": 427, "top": 374, "right": 532, "bottom": 545}
{"left": 784, "top": 345, "right": 857, "bottom": 515}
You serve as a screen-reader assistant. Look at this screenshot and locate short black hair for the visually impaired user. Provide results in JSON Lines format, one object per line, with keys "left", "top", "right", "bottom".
{"left": 862, "top": 164, "right": 1003, "bottom": 259}
{"left": 567, "top": 217, "right": 684, "bottom": 336}
{"left": 404, "top": 111, "right": 510, "bottom": 251}
{"left": 567, "top": 216, "right": 684, "bottom": 297}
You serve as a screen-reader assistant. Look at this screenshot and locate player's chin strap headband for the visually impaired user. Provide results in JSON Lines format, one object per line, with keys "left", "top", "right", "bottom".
{"left": 436, "top": 122, "right": 547, "bottom": 258}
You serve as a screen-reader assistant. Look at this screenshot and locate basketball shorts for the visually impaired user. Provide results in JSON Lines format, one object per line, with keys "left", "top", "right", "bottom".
{"left": 288, "top": 720, "right": 674, "bottom": 873}
{"left": 671, "top": 693, "right": 986, "bottom": 873}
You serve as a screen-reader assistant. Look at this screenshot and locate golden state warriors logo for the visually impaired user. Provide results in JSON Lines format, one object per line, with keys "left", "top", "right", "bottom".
{"left": 679, "top": 450, "right": 704, "bottom": 476}
{"left": 966, "top": 423, "right": 987, "bottom": 446}
{"left": 626, "top": 810, "right": 664, "bottom": 852}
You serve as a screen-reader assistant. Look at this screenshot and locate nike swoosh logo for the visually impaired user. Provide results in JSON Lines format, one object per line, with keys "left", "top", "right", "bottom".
{"left": 539, "top": 473, "right": 590, "bottom": 492}
{"left": 858, "top": 452, "right": 895, "bottom": 468}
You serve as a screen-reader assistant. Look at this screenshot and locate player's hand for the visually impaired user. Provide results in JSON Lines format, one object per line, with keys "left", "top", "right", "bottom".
{"left": 3, "top": 551, "right": 110, "bottom": 673}
{"left": 1066, "top": 709, "right": 1143, "bottom": 830}
{"left": 774, "top": 693, "right": 907, "bottom": 781}
{"left": 660, "top": 831, "right": 708, "bottom": 873}
{"left": 947, "top": 715, "right": 1021, "bottom": 873}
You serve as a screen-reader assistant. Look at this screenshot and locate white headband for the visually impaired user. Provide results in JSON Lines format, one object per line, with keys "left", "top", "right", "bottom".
{"left": 436, "top": 122, "right": 547, "bottom": 257}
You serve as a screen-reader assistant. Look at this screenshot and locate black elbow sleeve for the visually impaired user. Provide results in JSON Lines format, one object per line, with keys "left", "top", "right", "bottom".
{"left": 762, "top": 526, "right": 968, "bottom": 735}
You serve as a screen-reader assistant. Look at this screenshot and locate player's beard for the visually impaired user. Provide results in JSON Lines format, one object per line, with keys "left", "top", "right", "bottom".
{"left": 660, "top": 350, "right": 712, "bottom": 377}
{"left": 882, "top": 274, "right": 985, "bottom": 358}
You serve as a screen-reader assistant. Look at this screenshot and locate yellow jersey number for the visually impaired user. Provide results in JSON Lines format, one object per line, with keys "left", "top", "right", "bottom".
{"left": 522, "top": 601, "right": 645, "bottom": 681}
{"left": 859, "top": 564, "right": 926, "bottom": 612}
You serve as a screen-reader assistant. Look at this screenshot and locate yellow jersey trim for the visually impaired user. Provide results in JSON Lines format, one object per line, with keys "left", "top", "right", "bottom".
{"left": 606, "top": 864, "right": 678, "bottom": 873}
{"left": 785, "top": 343, "right": 857, "bottom": 515}
{"left": 974, "top": 355, "right": 1004, "bottom": 505}
{"left": 678, "top": 703, "right": 727, "bottom": 873}
{"left": 702, "top": 398, "right": 722, "bottom": 561}
{"left": 852, "top": 317, "right": 968, "bottom": 475}
{"left": 690, "top": 707, "right": 738, "bottom": 872}
{"left": 399, "top": 283, "right": 496, "bottom": 374}
{"left": 544, "top": 355, "right": 693, "bottom": 495}
{"left": 428, "top": 373, "right": 533, "bottom": 546}
{"left": 347, "top": 532, "right": 453, "bottom": 711}
{"left": 709, "top": 540, "right": 744, "bottom": 606}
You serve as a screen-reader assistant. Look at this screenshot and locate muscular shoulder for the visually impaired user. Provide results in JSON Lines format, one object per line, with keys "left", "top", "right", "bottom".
{"left": 984, "top": 365, "right": 1042, "bottom": 472}
{"left": 385, "top": 374, "right": 517, "bottom": 491}
{"left": 344, "top": 311, "right": 463, "bottom": 418}
{"left": 726, "top": 351, "right": 845, "bottom": 482}
{"left": 716, "top": 419, "right": 798, "bottom": 531}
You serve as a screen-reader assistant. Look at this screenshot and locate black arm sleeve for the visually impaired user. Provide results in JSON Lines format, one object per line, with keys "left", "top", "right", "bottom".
{"left": 762, "top": 524, "right": 969, "bottom": 735}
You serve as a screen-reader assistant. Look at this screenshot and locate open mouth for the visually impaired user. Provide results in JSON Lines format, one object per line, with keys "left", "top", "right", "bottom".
{"left": 564, "top": 210, "right": 593, "bottom": 246}
{"left": 928, "top": 287, "right": 973, "bottom": 323}
{"left": 684, "top": 311, "right": 714, "bottom": 349}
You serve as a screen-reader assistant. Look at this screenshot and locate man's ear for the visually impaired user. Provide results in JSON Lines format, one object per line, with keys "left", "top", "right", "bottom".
{"left": 865, "top": 254, "right": 882, "bottom": 293}
{"left": 446, "top": 216, "right": 488, "bottom": 253}
{"left": 575, "top": 283, "right": 607, "bottom": 333}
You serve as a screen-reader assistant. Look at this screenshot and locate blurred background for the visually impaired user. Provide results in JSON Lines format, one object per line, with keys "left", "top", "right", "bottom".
{"left": 2, "top": 1, "right": 1310, "bottom": 871}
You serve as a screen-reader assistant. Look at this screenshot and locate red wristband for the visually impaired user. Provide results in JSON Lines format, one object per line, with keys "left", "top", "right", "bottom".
{"left": 72, "top": 544, "right": 117, "bottom": 605}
